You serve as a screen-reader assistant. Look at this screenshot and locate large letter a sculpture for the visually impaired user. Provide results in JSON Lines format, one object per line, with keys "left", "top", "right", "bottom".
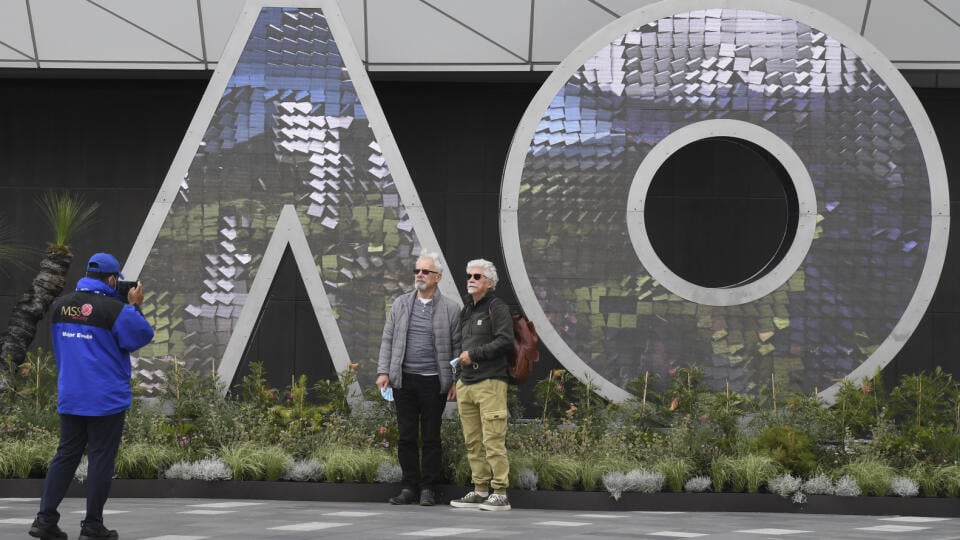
{"left": 124, "top": 2, "right": 457, "bottom": 400}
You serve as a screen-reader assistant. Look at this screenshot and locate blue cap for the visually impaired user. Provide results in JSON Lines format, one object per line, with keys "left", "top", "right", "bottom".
{"left": 87, "top": 252, "right": 124, "bottom": 278}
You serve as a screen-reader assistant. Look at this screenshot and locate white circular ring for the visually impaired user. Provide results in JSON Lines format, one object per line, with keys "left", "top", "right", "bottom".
{"left": 626, "top": 119, "right": 817, "bottom": 307}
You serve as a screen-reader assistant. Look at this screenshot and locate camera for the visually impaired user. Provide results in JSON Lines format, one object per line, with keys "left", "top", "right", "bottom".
{"left": 116, "top": 280, "right": 139, "bottom": 303}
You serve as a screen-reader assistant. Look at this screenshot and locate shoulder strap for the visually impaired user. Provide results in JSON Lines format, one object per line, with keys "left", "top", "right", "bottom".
{"left": 487, "top": 296, "right": 502, "bottom": 319}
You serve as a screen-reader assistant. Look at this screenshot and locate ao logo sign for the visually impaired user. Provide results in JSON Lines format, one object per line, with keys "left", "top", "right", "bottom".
{"left": 124, "top": 0, "right": 947, "bottom": 404}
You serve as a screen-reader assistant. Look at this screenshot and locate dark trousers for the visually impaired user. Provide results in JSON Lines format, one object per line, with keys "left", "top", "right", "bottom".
{"left": 394, "top": 373, "right": 446, "bottom": 490}
{"left": 38, "top": 411, "right": 125, "bottom": 526}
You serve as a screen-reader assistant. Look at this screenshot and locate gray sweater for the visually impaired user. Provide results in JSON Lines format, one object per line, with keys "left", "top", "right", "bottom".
{"left": 377, "top": 289, "right": 462, "bottom": 392}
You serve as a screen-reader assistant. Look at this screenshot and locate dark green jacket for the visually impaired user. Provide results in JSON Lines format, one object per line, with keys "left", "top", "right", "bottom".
{"left": 457, "top": 292, "right": 514, "bottom": 384}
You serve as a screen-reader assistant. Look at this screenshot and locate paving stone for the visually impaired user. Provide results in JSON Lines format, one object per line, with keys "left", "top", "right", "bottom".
{"left": 0, "top": 497, "right": 956, "bottom": 539}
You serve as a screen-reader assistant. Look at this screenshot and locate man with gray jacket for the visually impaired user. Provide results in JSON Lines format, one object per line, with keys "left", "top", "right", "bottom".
{"left": 377, "top": 251, "right": 461, "bottom": 506}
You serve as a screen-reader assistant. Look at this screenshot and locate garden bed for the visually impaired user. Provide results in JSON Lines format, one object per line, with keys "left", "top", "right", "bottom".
{"left": 1, "top": 479, "right": 957, "bottom": 517}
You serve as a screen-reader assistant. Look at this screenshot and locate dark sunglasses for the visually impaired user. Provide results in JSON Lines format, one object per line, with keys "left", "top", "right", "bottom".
{"left": 467, "top": 273, "right": 485, "bottom": 281}
{"left": 413, "top": 268, "right": 438, "bottom": 275}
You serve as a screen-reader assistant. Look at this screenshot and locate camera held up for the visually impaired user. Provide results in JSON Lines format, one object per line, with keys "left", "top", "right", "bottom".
{"left": 116, "top": 280, "right": 139, "bottom": 304}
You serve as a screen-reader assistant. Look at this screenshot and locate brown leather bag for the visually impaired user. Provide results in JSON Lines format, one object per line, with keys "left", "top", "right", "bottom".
{"left": 489, "top": 299, "right": 540, "bottom": 384}
{"left": 507, "top": 312, "right": 540, "bottom": 384}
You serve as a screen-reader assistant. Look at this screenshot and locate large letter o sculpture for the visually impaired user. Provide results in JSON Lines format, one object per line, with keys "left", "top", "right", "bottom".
{"left": 501, "top": 0, "right": 948, "bottom": 403}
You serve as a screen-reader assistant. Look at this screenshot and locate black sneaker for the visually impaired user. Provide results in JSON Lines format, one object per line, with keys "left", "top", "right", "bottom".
{"left": 419, "top": 488, "right": 435, "bottom": 506}
{"left": 388, "top": 488, "right": 418, "bottom": 505}
{"left": 28, "top": 518, "right": 67, "bottom": 540}
{"left": 449, "top": 490, "right": 488, "bottom": 508}
{"left": 79, "top": 522, "right": 119, "bottom": 540}
{"left": 478, "top": 493, "right": 512, "bottom": 511}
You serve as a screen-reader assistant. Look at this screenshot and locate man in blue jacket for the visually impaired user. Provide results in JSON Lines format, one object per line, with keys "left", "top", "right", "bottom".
{"left": 30, "top": 253, "right": 154, "bottom": 540}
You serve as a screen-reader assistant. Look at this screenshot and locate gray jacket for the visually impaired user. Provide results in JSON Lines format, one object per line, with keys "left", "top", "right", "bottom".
{"left": 377, "top": 289, "right": 462, "bottom": 392}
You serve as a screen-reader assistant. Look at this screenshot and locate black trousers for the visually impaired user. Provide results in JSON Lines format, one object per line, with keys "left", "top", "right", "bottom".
{"left": 394, "top": 373, "right": 446, "bottom": 490}
{"left": 39, "top": 411, "right": 125, "bottom": 526}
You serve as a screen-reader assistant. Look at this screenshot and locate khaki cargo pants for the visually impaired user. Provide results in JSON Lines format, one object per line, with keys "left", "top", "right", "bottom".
{"left": 455, "top": 378, "right": 510, "bottom": 493}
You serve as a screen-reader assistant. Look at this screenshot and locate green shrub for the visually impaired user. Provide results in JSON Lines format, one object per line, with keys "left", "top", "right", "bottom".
{"left": 654, "top": 457, "right": 692, "bottom": 493}
{"left": 752, "top": 425, "right": 816, "bottom": 476}
{"left": 840, "top": 457, "right": 895, "bottom": 496}
{"left": 217, "top": 442, "right": 291, "bottom": 481}
{"left": 533, "top": 454, "right": 580, "bottom": 490}
{"left": 710, "top": 456, "right": 733, "bottom": 493}
{"left": 579, "top": 456, "right": 641, "bottom": 492}
{"left": 888, "top": 368, "right": 959, "bottom": 430}
{"left": 941, "top": 465, "right": 960, "bottom": 498}
{"left": 578, "top": 458, "right": 605, "bottom": 492}
{"left": 219, "top": 442, "right": 266, "bottom": 480}
{"left": 0, "top": 438, "right": 55, "bottom": 478}
{"left": 713, "top": 454, "right": 779, "bottom": 493}
{"left": 115, "top": 443, "right": 180, "bottom": 479}
{"left": 259, "top": 446, "right": 293, "bottom": 481}
{"left": 663, "top": 417, "right": 725, "bottom": 475}
{"left": 832, "top": 376, "right": 886, "bottom": 438}
{"left": 905, "top": 463, "right": 941, "bottom": 497}
{"left": 319, "top": 446, "right": 392, "bottom": 483}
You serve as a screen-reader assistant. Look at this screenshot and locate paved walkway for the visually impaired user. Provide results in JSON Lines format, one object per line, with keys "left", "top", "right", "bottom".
{"left": 2, "top": 497, "right": 958, "bottom": 539}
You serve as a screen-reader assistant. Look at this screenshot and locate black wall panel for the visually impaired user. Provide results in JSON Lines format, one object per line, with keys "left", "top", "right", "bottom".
{"left": 236, "top": 247, "right": 335, "bottom": 394}
{"left": 0, "top": 77, "right": 207, "bottom": 360}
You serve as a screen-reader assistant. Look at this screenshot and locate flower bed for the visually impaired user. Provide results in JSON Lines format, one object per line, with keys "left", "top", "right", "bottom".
{"left": 2, "top": 358, "right": 959, "bottom": 512}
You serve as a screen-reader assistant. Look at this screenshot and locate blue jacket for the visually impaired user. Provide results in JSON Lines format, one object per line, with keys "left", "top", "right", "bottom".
{"left": 51, "top": 277, "right": 154, "bottom": 416}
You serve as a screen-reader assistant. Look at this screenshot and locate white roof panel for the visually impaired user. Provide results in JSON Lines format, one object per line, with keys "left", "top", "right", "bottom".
{"left": 368, "top": 0, "right": 524, "bottom": 64}
{"left": 0, "top": 0, "right": 34, "bottom": 62}
{"left": 864, "top": 0, "right": 960, "bottom": 64}
{"left": 30, "top": 0, "right": 198, "bottom": 64}
{"left": 0, "top": 0, "right": 952, "bottom": 71}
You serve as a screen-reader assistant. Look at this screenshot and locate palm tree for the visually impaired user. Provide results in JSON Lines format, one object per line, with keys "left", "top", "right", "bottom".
{"left": 0, "top": 191, "right": 98, "bottom": 367}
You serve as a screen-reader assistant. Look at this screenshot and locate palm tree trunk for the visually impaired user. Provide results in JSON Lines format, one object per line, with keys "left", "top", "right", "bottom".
{"left": 0, "top": 246, "right": 72, "bottom": 365}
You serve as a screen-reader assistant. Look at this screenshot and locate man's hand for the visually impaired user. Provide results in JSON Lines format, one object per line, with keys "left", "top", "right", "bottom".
{"left": 457, "top": 350, "right": 472, "bottom": 367}
{"left": 447, "top": 384, "right": 457, "bottom": 401}
{"left": 127, "top": 281, "right": 144, "bottom": 306}
{"left": 376, "top": 374, "right": 390, "bottom": 390}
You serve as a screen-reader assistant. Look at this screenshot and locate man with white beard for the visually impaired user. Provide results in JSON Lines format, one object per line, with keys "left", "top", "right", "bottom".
{"left": 376, "top": 251, "right": 461, "bottom": 506}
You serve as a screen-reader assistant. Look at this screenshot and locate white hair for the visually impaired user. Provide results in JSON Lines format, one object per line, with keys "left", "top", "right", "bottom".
{"left": 418, "top": 250, "right": 444, "bottom": 273}
{"left": 466, "top": 258, "right": 498, "bottom": 289}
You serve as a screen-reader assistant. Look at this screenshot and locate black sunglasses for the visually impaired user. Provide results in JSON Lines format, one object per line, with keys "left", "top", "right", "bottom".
{"left": 413, "top": 268, "right": 438, "bottom": 275}
{"left": 467, "top": 273, "right": 485, "bottom": 281}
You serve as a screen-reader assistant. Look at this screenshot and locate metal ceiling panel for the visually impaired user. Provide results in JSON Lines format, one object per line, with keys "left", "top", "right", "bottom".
{"left": 590, "top": 0, "right": 668, "bottom": 18}
{"left": 0, "top": 0, "right": 35, "bottom": 64}
{"left": 865, "top": 0, "right": 960, "bottom": 66}
{"left": 532, "top": 0, "right": 617, "bottom": 63}
{"left": 422, "top": 0, "right": 533, "bottom": 61}
{"left": 199, "top": 0, "right": 247, "bottom": 64}
{"left": 368, "top": 0, "right": 524, "bottom": 64}
{"left": 30, "top": 0, "right": 199, "bottom": 65}
{"left": 95, "top": 0, "right": 205, "bottom": 59}
{"left": 927, "top": 0, "right": 960, "bottom": 24}
{"left": 0, "top": 0, "right": 954, "bottom": 71}
{"left": 795, "top": 0, "right": 869, "bottom": 34}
